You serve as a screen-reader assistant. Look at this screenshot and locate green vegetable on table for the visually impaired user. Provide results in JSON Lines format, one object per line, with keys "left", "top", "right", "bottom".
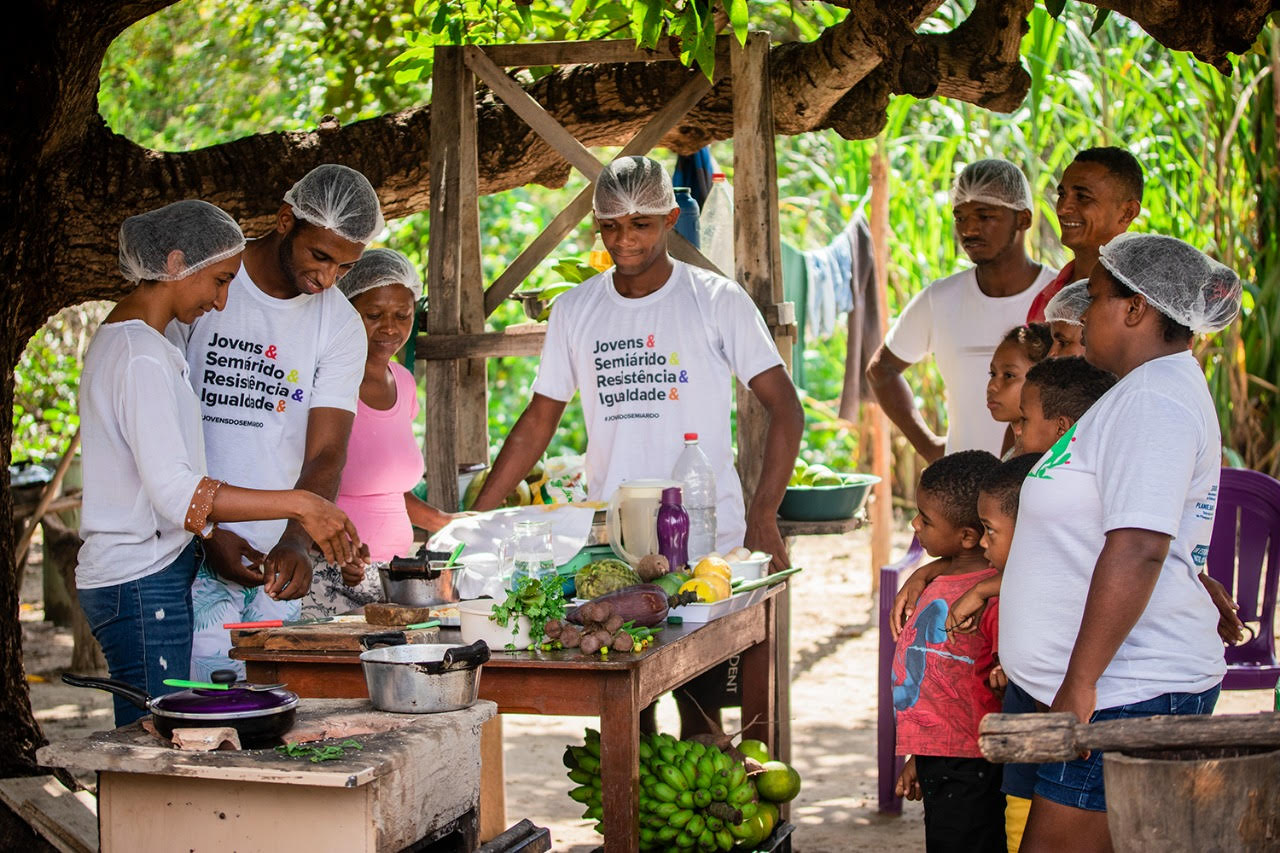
{"left": 274, "top": 739, "right": 364, "bottom": 763}
{"left": 491, "top": 575, "right": 567, "bottom": 650}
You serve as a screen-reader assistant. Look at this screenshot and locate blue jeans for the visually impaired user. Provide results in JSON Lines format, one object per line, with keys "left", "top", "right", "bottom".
{"left": 77, "top": 539, "right": 201, "bottom": 727}
{"left": 1035, "top": 684, "right": 1221, "bottom": 811}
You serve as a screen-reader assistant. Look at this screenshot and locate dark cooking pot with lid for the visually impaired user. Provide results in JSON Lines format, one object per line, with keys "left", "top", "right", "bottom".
{"left": 62, "top": 669, "right": 298, "bottom": 746}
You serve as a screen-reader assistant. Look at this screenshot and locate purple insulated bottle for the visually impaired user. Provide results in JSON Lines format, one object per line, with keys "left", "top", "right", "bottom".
{"left": 656, "top": 487, "right": 690, "bottom": 573}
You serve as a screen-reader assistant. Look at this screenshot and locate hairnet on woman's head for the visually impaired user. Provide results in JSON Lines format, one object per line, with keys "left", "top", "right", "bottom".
{"left": 118, "top": 200, "right": 245, "bottom": 283}
{"left": 283, "top": 164, "right": 385, "bottom": 244}
{"left": 338, "top": 248, "right": 423, "bottom": 302}
{"left": 1044, "top": 280, "right": 1090, "bottom": 326}
{"left": 593, "top": 156, "right": 677, "bottom": 219}
{"left": 1098, "top": 232, "right": 1242, "bottom": 334}
{"left": 952, "top": 159, "right": 1033, "bottom": 212}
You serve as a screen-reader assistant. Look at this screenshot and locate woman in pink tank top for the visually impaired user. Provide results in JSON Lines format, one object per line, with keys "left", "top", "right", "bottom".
{"left": 300, "top": 249, "right": 459, "bottom": 617}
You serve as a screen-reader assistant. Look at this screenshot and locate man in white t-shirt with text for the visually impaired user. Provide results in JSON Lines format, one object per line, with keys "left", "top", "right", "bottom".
{"left": 474, "top": 156, "right": 803, "bottom": 570}
{"left": 169, "top": 164, "right": 382, "bottom": 678}
{"left": 867, "top": 159, "right": 1056, "bottom": 460}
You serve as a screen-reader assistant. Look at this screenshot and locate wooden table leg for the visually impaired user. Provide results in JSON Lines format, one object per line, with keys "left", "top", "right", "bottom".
{"left": 478, "top": 716, "right": 506, "bottom": 842}
{"left": 739, "top": 635, "right": 776, "bottom": 748}
{"left": 599, "top": 672, "right": 640, "bottom": 853}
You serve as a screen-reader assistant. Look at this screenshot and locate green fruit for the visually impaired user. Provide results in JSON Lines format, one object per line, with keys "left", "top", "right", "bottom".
{"left": 715, "top": 828, "right": 735, "bottom": 851}
{"left": 574, "top": 559, "right": 641, "bottom": 599}
{"left": 659, "top": 763, "right": 689, "bottom": 792}
{"left": 577, "top": 754, "right": 600, "bottom": 775}
{"left": 669, "top": 808, "right": 695, "bottom": 829}
{"left": 654, "top": 801, "right": 680, "bottom": 819}
{"left": 676, "top": 831, "right": 695, "bottom": 849}
{"left": 738, "top": 802, "right": 758, "bottom": 821}
{"left": 686, "top": 814, "right": 705, "bottom": 837}
{"left": 659, "top": 746, "right": 678, "bottom": 764}
{"left": 677, "top": 790, "right": 696, "bottom": 809}
{"left": 698, "top": 828, "right": 716, "bottom": 850}
{"left": 737, "top": 739, "right": 770, "bottom": 764}
{"left": 693, "top": 788, "right": 712, "bottom": 809}
{"left": 755, "top": 761, "right": 802, "bottom": 803}
{"left": 654, "top": 572, "right": 691, "bottom": 596}
{"left": 567, "top": 768, "right": 592, "bottom": 785}
{"left": 569, "top": 785, "right": 595, "bottom": 803}
{"left": 697, "top": 755, "right": 717, "bottom": 780}
{"left": 728, "top": 765, "right": 748, "bottom": 789}
{"left": 639, "top": 827, "right": 656, "bottom": 846}
{"left": 651, "top": 782, "right": 679, "bottom": 803}
{"left": 562, "top": 746, "right": 578, "bottom": 769}
{"left": 728, "top": 783, "right": 756, "bottom": 807}
{"left": 657, "top": 825, "right": 680, "bottom": 843}
{"left": 706, "top": 816, "right": 724, "bottom": 833}
{"left": 710, "top": 784, "right": 728, "bottom": 802}
{"left": 680, "top": 759, "right": 699, "bottom": 788}
{"left": 639, "top": 741, "right": 653, "bottom": 762}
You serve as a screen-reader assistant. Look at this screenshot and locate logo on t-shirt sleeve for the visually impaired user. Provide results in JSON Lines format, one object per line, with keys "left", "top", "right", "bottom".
{"left": 1029, "top": 423, "right": 1078, "bottom": 480}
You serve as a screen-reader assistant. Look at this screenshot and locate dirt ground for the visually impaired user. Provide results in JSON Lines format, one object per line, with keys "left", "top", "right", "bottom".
{"left": 21, "top": 525, "right": 1277, "bottom": 852}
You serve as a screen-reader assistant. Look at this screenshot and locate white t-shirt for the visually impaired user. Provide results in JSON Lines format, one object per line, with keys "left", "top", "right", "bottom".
{"left": 168, "top": 264, "right": 366, "bottom": 553}
{"left": 1000, "top": 351, "right": 1226, "bottom": 708}
{"left": 883, "top": 266, "right": 1054, "bottom": 455}
{"left": 77, "top": 322, "right": 207, "bottom": 588}
{"left": 532, "top": 260, "right": 784, "bottom": 551}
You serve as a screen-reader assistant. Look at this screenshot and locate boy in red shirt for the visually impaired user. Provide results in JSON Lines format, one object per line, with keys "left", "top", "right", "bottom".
{"left": 892, "top": 449, "right": 1004, "bottom": 852}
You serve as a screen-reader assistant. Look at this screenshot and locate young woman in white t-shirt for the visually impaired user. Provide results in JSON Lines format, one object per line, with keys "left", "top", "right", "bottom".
{"left": 76, "top": 201, "right": 363, "bottom": 726}
{"left": 1001, "top": 233, "right": 1242, "bottom": 850}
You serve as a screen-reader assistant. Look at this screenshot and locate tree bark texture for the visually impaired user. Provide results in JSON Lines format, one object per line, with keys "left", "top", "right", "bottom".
{"left": 0, "top": 0, "right": 1274, "bottom": 773}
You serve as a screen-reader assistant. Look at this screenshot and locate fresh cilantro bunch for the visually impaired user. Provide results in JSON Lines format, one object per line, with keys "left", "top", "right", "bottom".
{"left": 491, "top": 575, "right": 567, "bottom": 649}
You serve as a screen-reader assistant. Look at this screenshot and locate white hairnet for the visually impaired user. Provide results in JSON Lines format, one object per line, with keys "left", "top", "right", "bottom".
{"left": 118, "top": 200, "right": 245, "bottom": 283}
{"left": 1098, "top": 232, "right": 1242, "bottom": 334}
{"left": 283, "top": 164, "right": 385, "bottom": 244}
{"left": 593, "top": 156, "right": 677, "bottom": 219}
{"left": 1044, "top": 280, "right": 1090, "bottom": 326}
{"left": 339, "top": 248, "right": 423, "bottom": 302}
{"left": 952, "top": 159, "right": 1033, "bottom": 212}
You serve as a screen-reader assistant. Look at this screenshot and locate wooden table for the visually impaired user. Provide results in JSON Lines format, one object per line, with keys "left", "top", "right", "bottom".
{"left": 231, "top": 587, "right": 784, "bottom": 853}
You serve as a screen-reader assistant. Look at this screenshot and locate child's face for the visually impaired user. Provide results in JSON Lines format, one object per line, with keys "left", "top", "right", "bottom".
{"left": 1048, "top": 321, "right": 1085, "bottom": 358}
{"left": 911, "top": 488, "right": 978, "bottom": 558}
{"left": 1018, "top": 381, "right": 1068, "bottom": 454}
{"left": 977, "top": 492, "right": 1016, "bottom": 570}
{"left": 987, "top": 340, "right": 1033, "bottom": 423}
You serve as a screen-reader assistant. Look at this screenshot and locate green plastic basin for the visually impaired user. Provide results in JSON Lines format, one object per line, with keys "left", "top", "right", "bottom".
{"left": 777, "top": 473, "right": 881, "bottom": 522}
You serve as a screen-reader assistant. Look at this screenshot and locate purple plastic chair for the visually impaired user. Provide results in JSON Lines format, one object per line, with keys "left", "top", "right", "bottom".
{"left": 1206, "top": 467, "right": 1280, "bottom": 691}
{"left": 877, "top": 536, "right": 925, "bottom": 814}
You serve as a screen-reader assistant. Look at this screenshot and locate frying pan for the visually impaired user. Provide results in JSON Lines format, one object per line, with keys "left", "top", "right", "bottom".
{"left": 62, "top": 669, "right": 298, "bottom": 747}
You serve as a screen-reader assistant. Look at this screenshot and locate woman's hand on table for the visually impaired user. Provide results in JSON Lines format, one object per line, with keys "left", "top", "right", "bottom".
{"left": 1198, "top": 571, "right": 1245, "bottom": 645}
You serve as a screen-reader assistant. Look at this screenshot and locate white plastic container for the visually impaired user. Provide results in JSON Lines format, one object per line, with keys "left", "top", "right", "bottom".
{"left": 728, "top": 553, "right": 770, "bottom": 581}
{"left": 697, "top": 172, "right": 735, "bottom": 277}
{"left": 457, "top": 599, "right": 533, "bottom": 651}
{"left": 672, "top": 433, "right": 717, "bottom": 563}
{"left": 668, "top": 585, "right": 769, "bottom": 624}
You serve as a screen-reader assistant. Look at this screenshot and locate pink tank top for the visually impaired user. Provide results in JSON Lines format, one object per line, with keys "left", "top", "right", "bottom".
{"left": 336, "top": 362, "right": 425, "bottom": 562}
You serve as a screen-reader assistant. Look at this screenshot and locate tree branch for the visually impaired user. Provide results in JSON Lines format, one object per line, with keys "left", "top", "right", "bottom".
{"left": 1091, "top": 0, "right": 1280, "bottom": 74}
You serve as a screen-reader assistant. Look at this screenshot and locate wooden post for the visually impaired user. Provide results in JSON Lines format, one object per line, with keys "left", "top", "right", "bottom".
{"left": 729, "top": 31, "right": 791, "bottom": 766}
{"left": 456, "top": 53, "right": 488, "bottom": 472}
{"left": 425, "top": 45, "right": 467, "bottom": 519}
{"left": 869, "top": 135, "right": 893, "bottom": 595}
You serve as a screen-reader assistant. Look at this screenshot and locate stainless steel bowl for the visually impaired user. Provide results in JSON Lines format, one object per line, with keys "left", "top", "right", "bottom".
{"left": 358, "top": 642, "right": 486, "bottom": 713}
{"left": 378, "top": 560, "right": 463, "bottom": 607}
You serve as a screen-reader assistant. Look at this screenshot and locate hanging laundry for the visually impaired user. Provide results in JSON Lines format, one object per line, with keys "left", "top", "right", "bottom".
{"left": 804, "top": 225, "right": 854, "bottom": 340}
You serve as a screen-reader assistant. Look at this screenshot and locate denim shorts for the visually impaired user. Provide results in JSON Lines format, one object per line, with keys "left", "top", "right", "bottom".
{"left": 999, "top": 680, "right": 1041, "bottom": 800}
{"left": 1035, "top": 684, "right": 1221, "bottom": 812}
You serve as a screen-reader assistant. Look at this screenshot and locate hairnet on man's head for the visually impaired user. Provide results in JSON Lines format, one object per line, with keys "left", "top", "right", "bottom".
{"left": 1044, "top": 280, "right": 1090, "bottom": 326}
{"left": 339, "top": 248, "right": 423, "bottom": 302}
{"left": 118, "top": 200, "right": 245, "bottom": 283}
{"left": 1098, "top": 232, "right": 1242, "bottom": 334}
{"left": 283, "top": 164, "right": 385, "bottom": 244}
{"left": 952, "top": 159, "right": 1033, "bottom": 212}
{"left": 593, "top": 156, "right": 677, "bottom": 219}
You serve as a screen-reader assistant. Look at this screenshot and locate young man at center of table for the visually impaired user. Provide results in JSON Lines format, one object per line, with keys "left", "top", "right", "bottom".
{"left": 472, "top": 155, "right": 803, "bottom": 734}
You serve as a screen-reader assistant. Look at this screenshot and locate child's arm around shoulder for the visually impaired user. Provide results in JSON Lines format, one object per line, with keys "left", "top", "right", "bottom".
{"left": 944, "top": 571, "right": 1002, "bottom": 635}
{"left": 890, "top": 557, "right": 950, "bottom": 640}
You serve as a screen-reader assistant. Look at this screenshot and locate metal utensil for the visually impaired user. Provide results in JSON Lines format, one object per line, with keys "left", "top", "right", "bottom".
{"left": 358, "top": 641, "right": 489, "bottom": 713}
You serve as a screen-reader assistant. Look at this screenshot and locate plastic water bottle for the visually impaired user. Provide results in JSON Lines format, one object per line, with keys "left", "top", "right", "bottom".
{"left": 671, "top": 433, "right": 717, "bottom": 561}
{"left": 673, "top": 187, "right": 701, "bottom": 249}
{"left": 697, "top": 173, "right": 734, "bottom": 278}
{"left": 656, "top": 486, "right": 690, "bottom": 572}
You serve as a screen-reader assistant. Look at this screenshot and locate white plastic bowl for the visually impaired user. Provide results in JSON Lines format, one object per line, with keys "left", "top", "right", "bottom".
{"left": 457, "top": 599, "right": 533, "bottom": 651}
{"left": 728, "top": 553, "right": 770, "bottom": 581}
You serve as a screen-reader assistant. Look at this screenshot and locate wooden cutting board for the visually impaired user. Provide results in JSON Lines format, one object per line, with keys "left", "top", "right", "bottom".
{"left": 230, "top": 621, "right": 440, "bottom": 652}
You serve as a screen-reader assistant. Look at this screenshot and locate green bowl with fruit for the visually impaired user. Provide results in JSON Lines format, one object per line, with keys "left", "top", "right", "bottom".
{"left": 779, "top": 463, "right": 880, "bottom": 521}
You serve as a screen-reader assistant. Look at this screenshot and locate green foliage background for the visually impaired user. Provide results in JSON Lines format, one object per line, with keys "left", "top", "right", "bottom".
{"left": 13, "top": 1, "right": 1279, "bottom": 490}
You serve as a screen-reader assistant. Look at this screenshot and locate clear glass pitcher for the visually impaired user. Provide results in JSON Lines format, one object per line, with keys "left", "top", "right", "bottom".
{"left": 500, "top": 519, "right": 557, "bottom": 587}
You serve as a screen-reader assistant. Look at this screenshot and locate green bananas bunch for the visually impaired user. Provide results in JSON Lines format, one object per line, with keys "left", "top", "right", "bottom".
{"left": 564, "top": 729, "right": 762, "bottom": 852}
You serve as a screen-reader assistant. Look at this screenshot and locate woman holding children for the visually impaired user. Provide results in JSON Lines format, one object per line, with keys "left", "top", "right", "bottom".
{"left": 1001, "top": 233, "right": 1242, "bottom": 851}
